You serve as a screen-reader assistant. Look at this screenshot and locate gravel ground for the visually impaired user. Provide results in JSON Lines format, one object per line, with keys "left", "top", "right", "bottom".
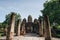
{"left": 0, "top": 33, "right": 60, "bottom": 40}
{"left": 0, "top": 36, "right": 60, "bottom": 40}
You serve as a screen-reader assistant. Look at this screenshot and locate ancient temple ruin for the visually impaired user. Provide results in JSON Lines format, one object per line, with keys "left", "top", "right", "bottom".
{"left": 6, "top": 13, "right": 51, "bottom": 40}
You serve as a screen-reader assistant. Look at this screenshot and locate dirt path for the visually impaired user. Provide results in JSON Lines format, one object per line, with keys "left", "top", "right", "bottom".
{"left": 0, "top": 33, "right": 60, "bottom": 40}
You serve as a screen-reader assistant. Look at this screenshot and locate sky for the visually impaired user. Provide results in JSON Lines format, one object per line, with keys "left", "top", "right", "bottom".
{"left": 0, "top": 0, "right": 46, "bottom": 22}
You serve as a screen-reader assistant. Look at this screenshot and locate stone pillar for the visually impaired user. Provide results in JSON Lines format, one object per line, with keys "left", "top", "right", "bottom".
{"left": 27, "top": 15, "right": 32, "bottom": 32}
{"left": 43, "top": 15, "right": 51, "bottom": 40}
{"left": 16, "top": 19, "right": 21, "bottom": 36}
{"left": 33, "top": 19, "right": 39, "bottom": 33}
{"left": 39, "top": 19, "right": 43, "bottom": 37}
{"left": 4, "top": 27, "right": 7, "bottom": 36}
{"left": 6, "top": 12, "right": 16, "bottom": 40}
{"left": 20, "top": 18, "right": 26, "bottom": 35}
{"left": 28, "top": 15, "right": 32, "bottom": 22}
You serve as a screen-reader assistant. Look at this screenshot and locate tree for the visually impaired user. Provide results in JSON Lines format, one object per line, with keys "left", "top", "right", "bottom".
{"left": 41, "top": 0, "right": 60, "bottom": 25}
{"left": 38, "top": 15, "right": 43, "bottom": 21}
{"left": 41, "top": 0, "right": 60, "bottom": 37}
{"left": 3, "top": 12, "right": 21, "bottom": 28}
{"left": 0, "top": 23, "right": 2, "bottom": 28}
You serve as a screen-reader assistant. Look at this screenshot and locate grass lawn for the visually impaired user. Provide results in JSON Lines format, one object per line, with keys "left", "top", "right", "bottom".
{"left": 0, "top": 32, "right": 4, "bottom": 37}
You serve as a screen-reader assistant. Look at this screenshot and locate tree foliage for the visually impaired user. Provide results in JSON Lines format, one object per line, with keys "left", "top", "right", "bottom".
{"left": 38, "top": 15, "right": 43, "bottom": 22}
{"left": 41, "top": 0, "right": 60, "bottom": 25}
{"left": 3, "top": 12, "right": 21, "bottom": 28}
{"left": 0, "top": 23, "right": 3, "bottom": 28}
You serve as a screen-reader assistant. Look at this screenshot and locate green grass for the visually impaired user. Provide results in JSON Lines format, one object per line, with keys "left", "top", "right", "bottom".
{"left": 57, "top": 25, "right": 60, "bottom": 30}
{"left": 0, "top": 32, "right": 4, "bottom": 36}
{"left": 56, "top": 34, "right": 60, "bottom": 38}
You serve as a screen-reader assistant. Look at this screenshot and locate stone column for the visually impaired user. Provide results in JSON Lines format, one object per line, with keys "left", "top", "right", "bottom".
{"left": 6, "top": 12, "right": 16, "bottom": 40}
{"left": 28, "top": 15, "right": 32, "bottom": 32}
{"left": 43, "top": 15, "right": 51, "bottom": 40}
{"left": 4, "top": 27, "right": 7, "bottom": 36}
{"left": 20, "top": 18, "right": 26, "bottom": 35}
{"left": 16, "top": 19, "right": 21, "bottom": 36}
{"left": 33, "top": 19, "right": 38, "bottom": 33}
{"left": 39, "top": 20, "right": 43, "bottom": 37}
